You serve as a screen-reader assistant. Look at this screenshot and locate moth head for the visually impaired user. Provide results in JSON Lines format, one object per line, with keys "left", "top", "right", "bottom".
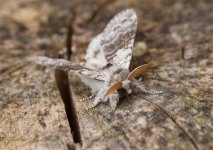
{"left": 103, "top": 63, "right": 150, "bottom": 98}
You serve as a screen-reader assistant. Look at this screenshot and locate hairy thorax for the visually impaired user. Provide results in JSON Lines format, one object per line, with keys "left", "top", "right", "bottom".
{"left": 106, "top": 68, "right": 130, "bottom": 85}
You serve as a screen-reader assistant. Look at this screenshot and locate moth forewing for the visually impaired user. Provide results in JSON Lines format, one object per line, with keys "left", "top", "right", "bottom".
{"left": 85, "top": 9, "right": 137, "bottom": 71}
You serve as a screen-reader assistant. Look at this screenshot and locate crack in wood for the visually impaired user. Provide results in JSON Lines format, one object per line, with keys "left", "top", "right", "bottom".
{"left": 54, "top": 14, "right": 82, "bottom": 145}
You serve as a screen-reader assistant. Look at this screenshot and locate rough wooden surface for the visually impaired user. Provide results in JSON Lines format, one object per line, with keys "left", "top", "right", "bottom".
{"left": 0, "top": 53, "right": 74, "bottom": 149}
{"left": 0, "top": 0, "right": 213, "bottom": 150}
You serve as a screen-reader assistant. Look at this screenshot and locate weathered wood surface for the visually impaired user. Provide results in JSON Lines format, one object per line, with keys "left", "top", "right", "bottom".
{"left": 0, "top": 51, "right": 74, "bottom": 149}
{"left": 0, "top": 0, "right": 213, "bottom": 150}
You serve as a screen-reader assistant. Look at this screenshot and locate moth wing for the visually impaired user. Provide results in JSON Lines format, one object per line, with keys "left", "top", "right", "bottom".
{"left": 85, "top": 34, "right": 108, "bottom": 70}
{"left": 102, "top": 9, "right": 137, "bottom": 69}
{"left": 31, "top": 56, "right": 106, "bottom": 81}
{"left": 85, "top": 9, "right": 137, "bottom": 70}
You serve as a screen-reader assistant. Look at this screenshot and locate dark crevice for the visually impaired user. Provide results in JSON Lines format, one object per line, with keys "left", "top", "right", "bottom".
{"left": 143, "top": 97, "right": 199, "bottom": 150}
{"left": 66, "top": 11, "right": 75, "bottom": 60}
{"left": 55, "top": 70, "right": 81, "bottom": 144}
{"left": 54, "top": 14, "right": 82, "bottom": 145}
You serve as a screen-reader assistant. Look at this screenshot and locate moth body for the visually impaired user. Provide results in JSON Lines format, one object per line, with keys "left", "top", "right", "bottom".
{"left": 31, "top": 9, "right": 161, "bottom": 112}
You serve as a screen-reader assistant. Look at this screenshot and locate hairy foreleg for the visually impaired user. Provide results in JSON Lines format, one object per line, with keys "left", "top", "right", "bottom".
{"left": 86, "top": 88, "right": 107, "bottom": 110}
{"left": 131, "top": 80, "right": 162, "bottom": 94}
{"left": 109, "top": 91, "right": 119, "bottom": 112}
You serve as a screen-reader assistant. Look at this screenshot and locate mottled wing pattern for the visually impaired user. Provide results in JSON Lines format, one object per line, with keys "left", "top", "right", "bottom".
{"left": 85, "top": 9, "right": 137, "bottom": 70}
{"left": 101, "top": 9, "right": 137, "bottom": 69}
{"left": 31, "top": 56, "right": 106, "bottom": 81}
{"left": 85, "top": 34, "right": 108, "bottom": 70}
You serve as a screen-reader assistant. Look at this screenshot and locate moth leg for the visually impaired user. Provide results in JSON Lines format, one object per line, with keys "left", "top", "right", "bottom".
{"left": 80, "top": 91, "right": 97, "bottom": 102}
{"left": 86, "top": 89, "right": 106, "bottom": 110}
{"left": 86, "top": 97, "right": 107, "bottom": 110}
{"left": 80, "top": 94, "right": 95, "bottom": 102}
{"left": 109, "top": 91, "right": 119, "bottom": 112}
{"left": 139, "top": 84, "right": 162, "bottom": 94}
{"left": 146, "top": 90, "right": 162, "bottom": 94}
{"left": 132, "top": 80, "right": 162, "bottom": 94}
{"left": 86, "top": 103, "right": 98, "bottom": 110}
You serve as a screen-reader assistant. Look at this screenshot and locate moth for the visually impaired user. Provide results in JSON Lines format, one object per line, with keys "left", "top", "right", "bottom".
{"left": 31, "top": 9, "right": 161, "bottom": 111}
